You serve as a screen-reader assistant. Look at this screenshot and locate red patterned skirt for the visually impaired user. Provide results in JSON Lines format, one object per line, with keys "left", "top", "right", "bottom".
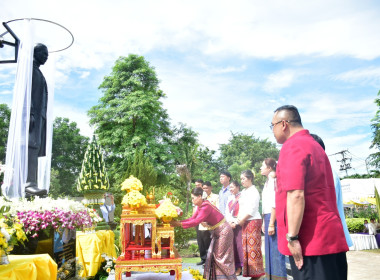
{"left": 204, "top": 221, "right": 237, "bottom": 280}
{"left": 242, "top": 219, "right": 265, "bottom": 278}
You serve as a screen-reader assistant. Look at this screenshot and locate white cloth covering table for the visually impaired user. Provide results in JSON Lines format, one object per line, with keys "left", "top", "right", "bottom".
{"left": 350, "top": 234, "right": 378, "bottom": 250}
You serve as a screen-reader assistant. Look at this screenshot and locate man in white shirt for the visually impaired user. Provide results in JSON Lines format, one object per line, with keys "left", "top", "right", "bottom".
{"left": 369, "top": 219, "right": 377, "bottom": 235}
{"left": 100, "top": 193, "right": 116, "bottom": 223}
{"left": 218, "top": 171, "right": 232, "bottom": 216}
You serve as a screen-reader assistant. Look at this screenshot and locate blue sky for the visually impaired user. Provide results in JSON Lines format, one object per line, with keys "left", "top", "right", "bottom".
{"left": 1, "top": 0, "right": 380, "bottom": 176}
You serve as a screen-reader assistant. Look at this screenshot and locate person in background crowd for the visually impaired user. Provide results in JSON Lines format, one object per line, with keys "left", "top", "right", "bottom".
{"left": 225, "top": 180, "right": 244, "bottom": 276}
{"left": 237, "top": 170, "right": 265, "bottom": 280}
{"left": 260, "top": 158, "right": 287, "bottom": 280}
{"left": 219, "top": 171, "right": 232, "bottom": 216}
{"left": 171, "top": 187, "right": 237, "bottom": 280}
{"left": 363, "top": 220, "right": 369, "bottom": 233}
{"left": 195, "top": 179, "right": 204, "bottom": 189}
{"left": 271, "top": 105, "right": 348, "bottom": 280}
{"left": 196, "top": 181, "right": 219, "bottom": 266}
{"left": 369, "top": 219, "right": 377, "bottom": 235}
{"left": 193, "top": 179, "right": 205, "bottom": 265}
{"left": 100, "top": 192, "right": 115, "bottom": 223}
{"left": 310, "top": 134, "right": 353, "bottom": 248}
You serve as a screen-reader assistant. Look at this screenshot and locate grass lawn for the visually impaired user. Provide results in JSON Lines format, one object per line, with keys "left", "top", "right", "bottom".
{"left": 181, "top": 257, "right": 199, "bottom": 263}
{"left": 366, "top": 249, "right": 380, "bottom": 254}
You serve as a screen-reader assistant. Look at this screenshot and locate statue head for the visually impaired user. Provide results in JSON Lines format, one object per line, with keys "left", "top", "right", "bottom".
{"left": 34, "top": 43, "right": 49, "bottom": 66}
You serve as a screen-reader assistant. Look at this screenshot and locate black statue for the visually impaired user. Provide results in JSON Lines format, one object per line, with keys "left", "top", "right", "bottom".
{"left": 25, "top": 43, "right": 49, "bottom": 198}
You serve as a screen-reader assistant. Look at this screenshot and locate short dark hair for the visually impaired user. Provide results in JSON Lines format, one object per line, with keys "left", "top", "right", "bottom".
{"left": 264, "top": 158, "right": 277, "bottom": 171}
{"left": 231, "top": 180, "right": 241, "bottom": 190}
{"left": 241, "top": 169, "right": 254, "bottom": 182}
{"left": 195, "top": 179, "right": 204, "bottom": 184}
{"left": 34, "top": 43, "right": 48, "bottom": 53}
{"left": 220, "top": 171, "right": 232, "bottom": 179}
{"left": 203, "top": 181, "right": 212, "bottom": 187}
{"left": 310, "top": 134, "right": 325, "bottom": 151}
{"left": 274, "top": 105, "right": 302, "bottom": 126}
{"left": 191, "top": 187, "right": 204, "bottom": 197}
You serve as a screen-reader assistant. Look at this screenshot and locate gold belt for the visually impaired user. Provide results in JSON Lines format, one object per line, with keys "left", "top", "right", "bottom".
{"left": 204, "top": 218, "right": 225, "bottom": 231}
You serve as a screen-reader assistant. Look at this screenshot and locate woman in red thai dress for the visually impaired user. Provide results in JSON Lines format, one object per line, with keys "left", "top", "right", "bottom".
{"left": 237, "top": 170, "right": 265, "bottom": 280}
{"left": 171, "top": 187, "right": 237, "bottom": 280}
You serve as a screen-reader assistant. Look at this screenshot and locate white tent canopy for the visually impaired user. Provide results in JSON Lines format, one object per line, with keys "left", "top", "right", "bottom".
{"left": 341, "top": 178, "right": 380, "bottom": 206}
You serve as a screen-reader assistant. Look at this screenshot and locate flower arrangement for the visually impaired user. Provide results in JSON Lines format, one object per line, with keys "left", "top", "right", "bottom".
{"left": 0, "top": 214, "right": 27, "bottom": 254}
{"left": 57, "top": 258, "right": 81, "bottom": 280}
{"left": 165, "top": 192, "right": 179, "bottom": 205}
{"left": 155, "top": 199, "right": 179, "bottom": 219}
{"left": 101, "top": 253, "right": 116, "bottom": 274}
{"left": 121, "top": 190, "right": 147, "bottom": 207}
{"left": 183, "top": 268, "right": 206, "bottom": 280}
{"left": 121, "top": 175, "right": 143, "bottom": 192}
{"left": 0, "top": 197, "right": 101, "bottom": 238}
{"left": 87, "top": 208, "right": 103, "bottom": 224}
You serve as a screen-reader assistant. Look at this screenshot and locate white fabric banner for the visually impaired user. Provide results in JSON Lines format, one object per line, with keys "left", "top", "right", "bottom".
{"left": 1, "top": 19, "right": 34, "bottom": 198}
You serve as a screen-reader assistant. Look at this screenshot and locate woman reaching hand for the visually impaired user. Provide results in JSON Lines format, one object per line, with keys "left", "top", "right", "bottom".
{"left": 171, "top": 187, "right": 237, "bottom": 280}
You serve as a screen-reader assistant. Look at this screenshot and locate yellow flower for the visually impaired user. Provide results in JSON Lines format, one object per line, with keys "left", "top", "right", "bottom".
{"left": 121, "top": 176, "right": 143, "bottom": 192}
{"left": 106, "top": 268, "right": 111, "bottom": 273}
{"left": 122, "top": 190, "right": 147, "bottom": 206}
{"left": 155, "top": 199, "right": 178, "bottom": 219}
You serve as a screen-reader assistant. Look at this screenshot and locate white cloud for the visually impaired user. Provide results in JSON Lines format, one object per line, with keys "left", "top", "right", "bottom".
{"left": 334, "top": 67, "right": 380, "bottom": 88}
{"left": 79, "top": 71, "right": 90, "bottom": 79}
{"left": 0, "top": 90, "right": 12, "bottom": 95}
{"left": 263, "top": 69, "right": 297, "bottom": 92}
{"left": 2, "top": 0, "right": 380, "bottom": 74}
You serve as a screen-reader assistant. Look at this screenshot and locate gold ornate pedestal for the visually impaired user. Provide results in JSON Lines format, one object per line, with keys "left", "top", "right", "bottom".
{"left": 156, "top": 225, "right": 175, "bottom": 258}
{"left": 115, "top": 248, "right": 182, "bottom": 280}
{"left": 116, "top": 204, "right": 182, "bottom": 279}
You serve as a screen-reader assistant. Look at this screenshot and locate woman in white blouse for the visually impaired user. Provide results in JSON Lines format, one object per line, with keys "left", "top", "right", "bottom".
{"left": 226, "top": 180, "right": 244, "bottom": 276}
{"left": 260, "top": 158, "right": 286, "bottom": 280}
{"left": 237, "top": 170, "right": 264, "bottom": 280}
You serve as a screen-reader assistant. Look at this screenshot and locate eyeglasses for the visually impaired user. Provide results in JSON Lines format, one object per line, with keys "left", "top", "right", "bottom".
{"left": 269, "top": 120, "right": 283, "bottom": 130}
{"left": 269, "top": 120, "right": 294, "bottom": 130}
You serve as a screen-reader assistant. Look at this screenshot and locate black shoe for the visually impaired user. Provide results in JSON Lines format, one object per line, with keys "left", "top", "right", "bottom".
{"left": 196, "top": 261, "right": 205, "bottom": 266}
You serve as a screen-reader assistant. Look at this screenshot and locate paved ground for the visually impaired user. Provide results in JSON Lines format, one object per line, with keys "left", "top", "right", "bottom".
{"left": 185, "top": 250, "right": 380, "bottom": 280}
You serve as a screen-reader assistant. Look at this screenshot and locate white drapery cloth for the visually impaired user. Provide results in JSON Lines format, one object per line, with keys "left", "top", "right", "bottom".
{"left": 1, "top": 19, "right": 54, "bottom": 198}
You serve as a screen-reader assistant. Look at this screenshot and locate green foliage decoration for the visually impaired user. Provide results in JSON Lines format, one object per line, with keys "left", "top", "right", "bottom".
{"left": 77, "top": 135, "right": 110, "bottom": 193}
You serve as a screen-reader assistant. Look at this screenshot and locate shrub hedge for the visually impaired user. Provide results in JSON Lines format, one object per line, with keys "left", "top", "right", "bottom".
{"left": 346, "top": 218, "right": 366, "bottom": 233}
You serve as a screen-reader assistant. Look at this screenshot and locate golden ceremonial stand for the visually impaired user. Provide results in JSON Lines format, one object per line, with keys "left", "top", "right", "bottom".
{"left": 115, "top": 204, "right": 182, "bottom": 280}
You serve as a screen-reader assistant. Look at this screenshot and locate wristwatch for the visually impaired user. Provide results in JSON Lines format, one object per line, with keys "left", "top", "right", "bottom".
{"left": 286, "top": 233, "right": 299, "bottom": 242}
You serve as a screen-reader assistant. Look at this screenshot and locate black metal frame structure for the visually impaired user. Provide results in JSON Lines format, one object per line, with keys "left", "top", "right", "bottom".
{"left": 0, "top": 18, "right": 74, "bottom": 64}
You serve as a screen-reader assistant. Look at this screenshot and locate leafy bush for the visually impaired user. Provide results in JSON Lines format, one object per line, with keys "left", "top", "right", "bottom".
{"left": 189, "top": 243, "right": 199, "bottom": 254}
{"left": 174, "top": 225, "right": 197, "bottom": 249}
{"left": 346, "top": 218, "right": 366, "bottom": 233}
{"left": 351, "top": 205, "right": 378, "bottom": 219}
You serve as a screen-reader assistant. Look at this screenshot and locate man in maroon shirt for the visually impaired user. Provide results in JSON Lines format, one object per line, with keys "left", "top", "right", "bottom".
{"left": 271, "top": 105, "right": 348, "bottom": 280}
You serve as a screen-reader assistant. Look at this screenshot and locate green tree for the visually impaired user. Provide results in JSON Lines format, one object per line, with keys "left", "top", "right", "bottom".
{"left": 218, "top": 132, "right": 279, "bottom": 187}
{"left": 369, "top": 90, "right": 380, "bottom": 170}
{"left": 125, "top": 149, "right": 158, "bottom": 188}
{"left": 170, "top": 124, "right": 200, "bottom": 213}
{"left": 0, "top": 103, "right": 11, "bottom": 163}
{"left": 50, "top": 117, "right": 89, "bottom": 197}
{"left": 88, "top": 54, "right": 173, "bottom": 183}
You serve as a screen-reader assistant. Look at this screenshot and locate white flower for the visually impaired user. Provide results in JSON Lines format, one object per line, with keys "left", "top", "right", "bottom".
{"left": 1, "top": 227, "right": 10, "bottom": 241}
